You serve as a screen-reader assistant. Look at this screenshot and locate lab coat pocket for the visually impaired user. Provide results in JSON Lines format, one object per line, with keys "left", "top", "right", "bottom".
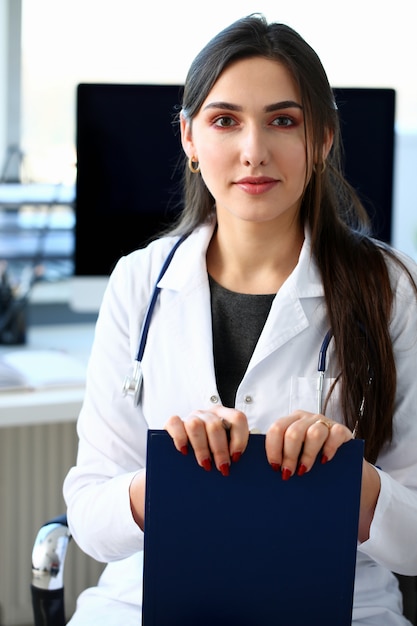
{"left": 289, "top": 376, "right": 339, "bottom": 418}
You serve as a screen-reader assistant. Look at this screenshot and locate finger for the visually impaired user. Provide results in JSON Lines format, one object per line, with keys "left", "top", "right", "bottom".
{"left": 295, "top": 418, "right": 333, "bottom": 474}
{"left": 183, "top": 413, "right": 215, "bottom": 471}
{"left": 297, "top": 419, "right": 354, "bottom": 473}
{"left": 280, "top": 416, "right": 313, "bottom": 478}
{"left": 266, "top": 411, "right": 312, "bottom": 475}
{"left": 214, "top": 406, "right": 250, "bottom": 463}
{"left": 193, "top": 407, "right": 249, "bottom": 475}
{"left": 203, "top": 415, "right": 232, "bottom": 475}
{"left": 164, "top": 415, "right": 189, "bottom": 456}
{"left": 320, "top": 422, "right": 354, "bottom": 464}
{"left": 265, "top": 416, "right": 294, "bottom": 471}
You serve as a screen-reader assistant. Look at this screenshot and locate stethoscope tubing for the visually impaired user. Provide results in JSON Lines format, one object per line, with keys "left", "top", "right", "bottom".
{"left": 135, "top": 234, "right": 189, "bottom": 363}
{"left": 317, "top": 329, "right": 333, "bottom": 414}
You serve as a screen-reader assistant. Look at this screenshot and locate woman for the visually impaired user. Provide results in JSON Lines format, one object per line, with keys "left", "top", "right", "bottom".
{"left": 64, "top": 14, "right": 417, "bottom": 625}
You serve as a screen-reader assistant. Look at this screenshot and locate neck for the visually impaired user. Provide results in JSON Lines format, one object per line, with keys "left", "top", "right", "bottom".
{"left": 206, "top": 218, "right": 304, "bottom": 295}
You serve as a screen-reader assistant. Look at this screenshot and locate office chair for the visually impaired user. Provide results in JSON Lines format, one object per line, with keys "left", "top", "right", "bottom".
{"left": 31, "top": 515, "right": 417, "bottom": 626}
{"left": 31, "top": 514, "right": 71, "bottom": 626}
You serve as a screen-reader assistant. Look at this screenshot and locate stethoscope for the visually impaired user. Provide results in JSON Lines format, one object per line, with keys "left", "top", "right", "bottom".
{"left": 122, "top": 235, "right": 354, "bottom": 424}
{"left": 122, "top": 234, "right": 189, "bottom": 405}
{"left": 317, "top": 329, "right": 333, "bottom": 415}
{"left": 317, "top": 327, "right": 368, "bottom": 437}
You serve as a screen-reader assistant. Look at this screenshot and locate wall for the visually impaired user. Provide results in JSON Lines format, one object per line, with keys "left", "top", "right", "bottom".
{"left": 393, "top": 131, "right": 417, "bottom": 260}
{"left": 0, "top": 0, "right": 22, "bottom": 181}
{"left": 0, "top": 0, "right": 6, "bottom": 172}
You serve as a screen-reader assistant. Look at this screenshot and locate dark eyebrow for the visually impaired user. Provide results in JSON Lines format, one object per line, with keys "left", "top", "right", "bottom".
{"left": 265, "top": 100, "right": 303, "bottom": 112}
{"left": 203, "top": 100, "right": 303, "bottom": 113}
{"left": 203, "top": 102, "right": 242, "bottom": 112}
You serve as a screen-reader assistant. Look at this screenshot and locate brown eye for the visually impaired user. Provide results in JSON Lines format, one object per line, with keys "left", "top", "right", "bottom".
{"left": 271, "top": 115, "right": 294, "bottom": 127}
{"left": 214, "top": 116, "right": 236, "bottom": 128}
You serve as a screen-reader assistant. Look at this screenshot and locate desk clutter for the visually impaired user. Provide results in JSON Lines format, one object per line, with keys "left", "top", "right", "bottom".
{"left": 0, "top": 348, "right": 87, "bottom": 391}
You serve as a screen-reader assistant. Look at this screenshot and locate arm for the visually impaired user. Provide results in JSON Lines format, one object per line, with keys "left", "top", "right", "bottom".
{"left": 129, "top": 471, "right": 146, "bottom": 531}
{"left": 358, "top": 460, "right": 381, "bottom": 543}
{"left": 358, "top": 258, "right": 417, "bottom": 574}
{"left": 63, "top": 254, "right": 150, "bottom": 562}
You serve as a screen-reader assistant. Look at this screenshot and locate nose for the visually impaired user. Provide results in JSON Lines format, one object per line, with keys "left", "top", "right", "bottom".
{"left": 240, "top": 124, "right": 269, "bottom": 167}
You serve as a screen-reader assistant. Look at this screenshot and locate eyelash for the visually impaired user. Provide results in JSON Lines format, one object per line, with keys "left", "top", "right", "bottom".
{"left": 271, "top": 115, "right": 296, "bottom": 127}
{"left": 212, "top": 116, "right": 237, "bottom": 128}
{"left": 212, "top": 114, "right": 297, "bottom": 128}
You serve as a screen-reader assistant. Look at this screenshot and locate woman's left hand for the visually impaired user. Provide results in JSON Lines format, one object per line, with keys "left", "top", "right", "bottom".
{"left": 265, "top": 409, "right": 353, "bottom": 479}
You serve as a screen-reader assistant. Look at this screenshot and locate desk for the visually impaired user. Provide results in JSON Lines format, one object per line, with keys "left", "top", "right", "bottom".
{"left": 0, "top": 322, "right": 94, "bottom": 427}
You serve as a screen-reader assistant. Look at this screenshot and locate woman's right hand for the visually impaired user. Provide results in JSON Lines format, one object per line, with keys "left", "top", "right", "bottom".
{"left": 164, "top": 406, "right": 249, "bottom": 476}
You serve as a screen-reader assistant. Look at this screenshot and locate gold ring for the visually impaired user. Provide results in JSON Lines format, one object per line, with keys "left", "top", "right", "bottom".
{"left": 315, "top": 418, "right": 333, "bottom": 431}
{"left": 221, "top": 418, "right": 232, "bottom": 431}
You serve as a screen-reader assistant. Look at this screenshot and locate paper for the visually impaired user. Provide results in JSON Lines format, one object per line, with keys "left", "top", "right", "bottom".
{"left": 0, "top": 349, "right": 87, "bottom": 391}
{"left": 142, "top": 431, "right": 364, "bottom": 626}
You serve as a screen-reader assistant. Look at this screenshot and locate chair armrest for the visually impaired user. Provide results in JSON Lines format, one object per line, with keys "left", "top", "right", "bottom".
{"left": 32, "top": 514, "right": 71, "bottom": 591}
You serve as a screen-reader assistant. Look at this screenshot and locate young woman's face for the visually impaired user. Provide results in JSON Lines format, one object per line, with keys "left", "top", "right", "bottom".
{"left": 181, "top": 56, "right": 314, "bottom": 229}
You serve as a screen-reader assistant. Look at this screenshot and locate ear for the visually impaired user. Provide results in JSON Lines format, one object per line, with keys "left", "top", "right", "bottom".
{"left": 322, "top": 127, "right": 334, "bottom": 161}
{"left": 180, "top": 111, "right": 196, "bottom": 160}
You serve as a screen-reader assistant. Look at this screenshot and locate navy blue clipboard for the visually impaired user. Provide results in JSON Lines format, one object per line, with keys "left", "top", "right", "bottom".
{"left": 142, "top": 431, "right": 364, "bottom": 626}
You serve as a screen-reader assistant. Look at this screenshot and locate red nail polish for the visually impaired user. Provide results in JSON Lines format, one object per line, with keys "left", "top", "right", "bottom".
{"left": 180, "top": 445, "right": 188, "bottom": 456}
{"left": 282, "top": 467, "right": 292, "bottom": 481}
{"left": 201, "top": 458, "right": 212, "bottom": 471}
{"left": 232, "top": 451, "right": 241, "bottom": 463}
{"left": 219, "top": 463, "right": 230, "bottom": 476}
{"left": 270, "top": 462, "right": 281, "bottom": 472}
{"left": 321, "top": 454, "right": 328, "bottom": 464}
{"left": 297, "top": 463, "right": 307, "bottom": 476}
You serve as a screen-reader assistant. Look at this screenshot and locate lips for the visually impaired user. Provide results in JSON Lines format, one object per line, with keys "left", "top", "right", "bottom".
{"left": 234, "top": 176, "right": 278, "bottom": 195}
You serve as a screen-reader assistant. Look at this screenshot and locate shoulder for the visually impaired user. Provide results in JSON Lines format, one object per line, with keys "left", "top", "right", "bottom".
{"left": 106, "top": 221, "right": 215, "bottom": 299}
{"left": 376, "top": 243, "right": 417, "bottom": 336}
{"left": 378, "top": 242, "right": 417, "bottom": 293}
{"left": 115, "top": 234, "right": 186, "bottom": 282}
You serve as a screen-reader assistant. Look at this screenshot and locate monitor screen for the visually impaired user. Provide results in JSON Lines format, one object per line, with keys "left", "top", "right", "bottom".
{"left": 72, "top": 84, "right": 395, "bottom": 310}
{"left": 74, "top": 83, "right": 185, "bottom": 278}
{"left": 333, "top": 87, "right": 395, "bottom": 244}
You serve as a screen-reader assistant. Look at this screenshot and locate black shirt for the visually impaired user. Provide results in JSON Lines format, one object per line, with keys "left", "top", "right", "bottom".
{"left": 209, "top": 275, "right": 275, "bottom": 407}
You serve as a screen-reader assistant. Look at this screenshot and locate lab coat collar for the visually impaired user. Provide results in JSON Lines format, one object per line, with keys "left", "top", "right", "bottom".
{"left": 158, "top": 220, "right": 324, "bottom": 300}
{"left": 157, "top": 220, "right": 326, "bottom": 364}
{"left": 157, "top": 220, "right": 217, "bottom": 292}
{"left": 287, "top": 228, "right": 325, "bottom": 298}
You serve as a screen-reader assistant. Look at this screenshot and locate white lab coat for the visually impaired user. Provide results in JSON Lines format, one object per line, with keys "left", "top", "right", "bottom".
{"left": 64, "top": 221, "right": 417, "bottom": 625}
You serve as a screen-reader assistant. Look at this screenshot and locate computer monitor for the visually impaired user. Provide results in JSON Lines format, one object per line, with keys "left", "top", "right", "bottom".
{"left": 71, "top": 83, "right": 184, "bottom": 311}
{"left": 333, "top": 87, "right": 395, "bottom": 244}
{"left": 70, "top": 84, "right": 395, "bottom": 312}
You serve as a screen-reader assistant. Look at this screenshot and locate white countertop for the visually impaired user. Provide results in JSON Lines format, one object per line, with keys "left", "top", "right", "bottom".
{"left": 0, "top": 323, "right": 95, "bottom": 427}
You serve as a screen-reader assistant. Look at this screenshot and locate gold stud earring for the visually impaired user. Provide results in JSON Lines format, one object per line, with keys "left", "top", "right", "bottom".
{"left": 188, "top": 156, "right": 200, "bottom": 174}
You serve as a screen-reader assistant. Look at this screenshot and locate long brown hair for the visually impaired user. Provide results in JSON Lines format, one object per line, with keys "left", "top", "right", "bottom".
{"left": 168, "top": 14, "right": 416, "bottom": 463}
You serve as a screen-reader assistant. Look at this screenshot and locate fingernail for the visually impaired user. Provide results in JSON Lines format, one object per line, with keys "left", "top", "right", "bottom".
{"left": 201, "top": 458, "right": 212, "bottom": 471}
{"left": 282, "top": 467, "right": 292, "bottom": 481}
{"left": 321, "top": 454, "right": 328, "bottom": 464}
{"left": 297, "top": 463, "right": 307, "bottom": 476}
{"left": 180, "top": 445, "right": 188, "bottom": 456}
{"left": 219, "top": 463, "right": 230, "bottom": 476}
{"left": 270, "top": 462, "right": 281, "bottom": 472}
{"left": 232, "top": 451, "right": 241, "bottom": 463}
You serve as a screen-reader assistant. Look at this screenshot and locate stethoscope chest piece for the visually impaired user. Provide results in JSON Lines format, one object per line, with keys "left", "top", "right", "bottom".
{"left": 122, "top": 360, "right": 143, "bottom": 406}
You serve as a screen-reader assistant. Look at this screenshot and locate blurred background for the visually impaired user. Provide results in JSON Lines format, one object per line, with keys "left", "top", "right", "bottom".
{"left": 0, "top": 0, "right": 416, "bottom": 295}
